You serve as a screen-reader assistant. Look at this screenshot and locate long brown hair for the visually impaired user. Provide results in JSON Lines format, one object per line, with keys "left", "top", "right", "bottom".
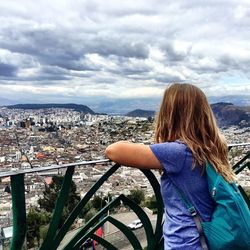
{"left": 155, "top": 83, "right": 235, "bottom": 182}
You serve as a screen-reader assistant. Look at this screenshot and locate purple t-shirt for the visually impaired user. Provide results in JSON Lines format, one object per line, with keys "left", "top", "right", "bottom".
{"left": 150, "top": 141, "right": 215, "bottom": 250}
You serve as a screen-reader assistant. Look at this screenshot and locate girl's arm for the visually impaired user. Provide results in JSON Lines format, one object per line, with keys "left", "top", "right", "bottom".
{"left": 105, "top": 141, "right": 162, "bottom": 170}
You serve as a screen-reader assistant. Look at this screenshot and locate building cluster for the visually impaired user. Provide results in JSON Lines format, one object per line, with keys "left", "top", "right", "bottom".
{"left": 0, "top": 107, "right": 249, "bottom": 229}
{"left": 0, "top": 107, "right": 155, "bottom": 228}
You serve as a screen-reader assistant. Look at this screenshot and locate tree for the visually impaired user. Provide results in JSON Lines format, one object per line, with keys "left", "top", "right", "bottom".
{"left": 144, "top": 195, "right": 157, "bottom": 209}
{"left": 143, "top": 195, "right": 158, "bottom": 213}
{"left": 128, "top": 189, "right": 145, "bottom": 205}
{"left": 26, "top": 176, "right": 81, "bottom": 247}
{"left": 80, "top": 201, "right": 93, "bottom": 219}
{"left": 84, "top": 208, "right": 98, "bottom": 223}
{"left": 92, "top": 195, "right": 108, "bottom": 210}
{"left": 39, "top": 224, "right": 49, "bottom": 242}
{"left": 147, "top": 116, "right": 154, "bottom": 123}
{"left": 27, "top": 207, "right": 51, "bottom": 248}
{"left": 38, "top": 175, "right": 80, "bottom": 213}
{"left": 38, "top": 175, "right": 81, "bottom": 229}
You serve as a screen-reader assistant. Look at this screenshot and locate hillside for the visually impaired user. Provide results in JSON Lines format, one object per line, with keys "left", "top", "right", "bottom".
{"left": 211, "top": 102, "right": 249, "bottom": 127}
{"left": 126, "top": 109, "right": 155, "bottom": 118}
{"left": 6, "top": 103, "right": 95, "bottom": 114}
{"left": 126, "top": 103, "right": 250, "bottom": 127}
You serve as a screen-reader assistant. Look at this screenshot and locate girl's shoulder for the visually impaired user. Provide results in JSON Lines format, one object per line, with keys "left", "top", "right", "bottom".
{"left": 151, "top": 140, "right": 189, "bottom": 154}
{"left": 150, "top": 140, "right": 189, "bottom": 174}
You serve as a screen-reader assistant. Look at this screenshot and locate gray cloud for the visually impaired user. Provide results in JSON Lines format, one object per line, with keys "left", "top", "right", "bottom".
{"left": 0, "top": 0, "right": 249, "bottom": 102}
{"left": 0, "top": 62, "right": 17, "bottom": 77}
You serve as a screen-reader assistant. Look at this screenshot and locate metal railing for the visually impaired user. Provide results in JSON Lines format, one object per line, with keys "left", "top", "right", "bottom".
{"left": 0, "top": 143, "right": 249, "bottom": 250}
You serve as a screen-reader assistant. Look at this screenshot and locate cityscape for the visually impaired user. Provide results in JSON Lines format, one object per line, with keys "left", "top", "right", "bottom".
{"left": 0, "top": 106, "right": 249, "bottom": 249}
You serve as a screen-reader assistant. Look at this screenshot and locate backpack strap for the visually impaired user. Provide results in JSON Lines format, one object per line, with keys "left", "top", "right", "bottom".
{"left": 171, "top": 184, "right": 209, "bottom": 250}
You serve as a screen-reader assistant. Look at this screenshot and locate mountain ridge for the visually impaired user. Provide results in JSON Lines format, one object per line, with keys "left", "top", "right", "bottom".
{"left": 5, "top": 103, "right": 95, "bottom": 114}
{"left": 126, "top": 102, "right": 250, "bottom": 127}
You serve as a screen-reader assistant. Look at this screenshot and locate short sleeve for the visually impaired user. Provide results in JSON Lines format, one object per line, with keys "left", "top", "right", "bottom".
{"left": 149, "top": 141, "right": 187, "bottom": 174}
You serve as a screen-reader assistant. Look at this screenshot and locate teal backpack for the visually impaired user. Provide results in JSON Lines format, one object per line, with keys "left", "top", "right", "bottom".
{"left": 174, "top": 162, "right": 250, "bottom": 250}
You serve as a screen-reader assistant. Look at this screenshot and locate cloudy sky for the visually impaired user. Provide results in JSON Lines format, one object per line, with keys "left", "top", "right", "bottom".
{"left": 0, "top": 0, "right": 250, "bottom": 108}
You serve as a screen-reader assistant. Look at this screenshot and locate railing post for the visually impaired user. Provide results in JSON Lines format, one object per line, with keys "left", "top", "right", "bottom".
{"left": 10, "top": 174, "right": 26, "bottom": 250}
{"left": 40, "top": 166, "right": 75, "bottom": 250}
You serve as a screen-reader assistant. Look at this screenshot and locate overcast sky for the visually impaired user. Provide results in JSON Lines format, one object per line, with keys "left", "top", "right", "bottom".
{"left": 0, "top": 0, "right": 250, "bottom": 106}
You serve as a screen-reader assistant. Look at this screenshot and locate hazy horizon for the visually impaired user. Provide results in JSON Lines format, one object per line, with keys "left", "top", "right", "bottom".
{"left": 2, "top": 95, "right": 249, "bottom": 115}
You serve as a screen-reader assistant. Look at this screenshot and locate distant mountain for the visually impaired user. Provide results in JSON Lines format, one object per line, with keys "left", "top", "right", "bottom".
{"left": 126, "top": 103, "right": 250, "bottom": 127}
{"left": 209, "top": 95, "right": 250, "bottom": 106}
{"left": 93, "top": 98, "right": 160, "bottom": 115}
{"left": 93, "top": 95, "right": 249, "bottom": 115}
{"left": 211, "top": 102, "right": 250, "bottom": 127}
{"left": 126, "top": 109, "right": 155, "bottom": 118}
{"left": 6, "top": 103, "right": 95, "bottom": 114}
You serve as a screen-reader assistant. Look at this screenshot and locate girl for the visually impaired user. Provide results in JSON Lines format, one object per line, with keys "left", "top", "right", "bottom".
{"left": 105, "top": 83, "right": 235, "bottom": 250}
